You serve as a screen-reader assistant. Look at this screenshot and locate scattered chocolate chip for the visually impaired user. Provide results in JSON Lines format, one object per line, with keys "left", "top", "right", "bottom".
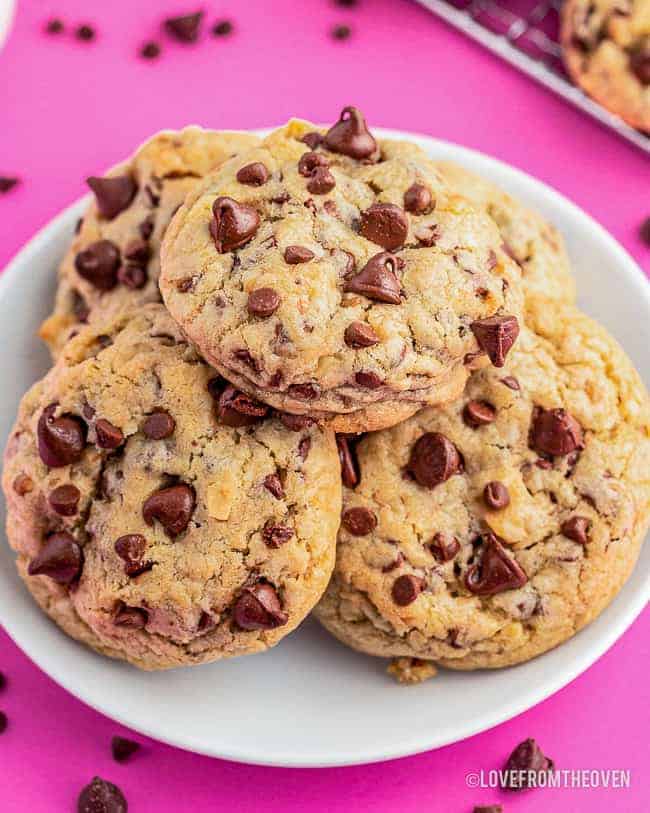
{"left": 142, "top": 410, "right": 175, "bottom": 440}
{"left": 429, "top": 532, "right": 460, "bottom": 563}
{"left": 262, "top": 521, "right": 294, "bottom": 548}
{"left": 140, "top": 41, "right": 161, "bottom": 59}
{"left": 45, "top": 18, "right": 65, "bottom": 34}
{"left": 111, "top": 736, "right": 140, "bottom": 763}
{"left": 301, "top": 131, "right": 323, "bottom": 150}
{"left": 75, "top": 24, "right": 96, "bottom": 42}
{"left": 284, "top": 245, "right": 315, "bottom": 264}
{"left": 0, "top": 176, "right": 19, "bottom": 194}
{"left": 37, "top": 405, "right": 86, "bottom": 468}
{"left": 640, "top": 217, "right": 650, "bottom": 246}
{"left": 210, "top": 196, "right": 260, "bottom": 252}
{"left": 473, "top": 807, "right": 502, "bottom": 813}
{"left": 336, "top": 435, "right": 360, "bottom": 488}
{"left": 530, "top": 407, "right": 584, "bottom": 457}
{"left": 344, "top": 252, "right": 401, "bottom": 304}
{"left": 278, "top": 412, "right": 315, "bottom": 431}
{"left": 28, "top": 532, "right": 83, "bottom": 585}
{"left": 307, "top": 166, "right": 336, "bottom": 194}
{"left": 211, "top": 19, "right": 233, "bottom": 36}
{"left": 471, "top": 315, "right": 520, "bottom": 367}
{"left": 561, "top": 515, "right": 591, "bottom": 544}
{"left": 248, "top": 287, "right": 280, "bottom": 318}
{"left": 114, "top": 534, "right": 151, "bottom": 577}
{"left": 324, "top": 106, "right": 377, "bottom": 160}
{"left": 355, "top": 371, "right": 383, "bottom": 389}
{"left": 48, "top": 483, "right": 81, "bottom": 516}
{"left": 263, "top": 473, "right": 285, "bottom": 500}
{"left": 501, "top": 738, "right": 554, "bottom": 790}
{"left": 331, "top": 24, "right": 351, "bottom": 40}
{"left": 403, "top": 183, "right": 433, "bottom": 215}
{"left": 113, "top": 602, "right": 148, "bottom": 629}
{"left": 0, "top": 711, "right": 6, "bottom": 734}
{"left": 117, "top": 263, "right": 148, "bottom": 290}
{"left": 407, "top": 432, "right": 461, "bottom": 489}
{"left": 87, "top": 175, "right": 136, "bottom": 220}
{"left": 342, "top": 506, "right": 377, "bottom": 535}
{"left": 164, "top": 11, "right": 203, "bottom": 42}
{"left": 13, "top": 474, "right": 33, "bottom": 496}
{"left": 360, "top": 203, "right": 408, "bottom": 251}
{"left": 237, "top": 162, "right": 270, "bottom": 186}
{"left": 344, "top": 321, "right": 380, "bottom": 348}
{"left": 463, "top": 400, "right": 496, "bottom": 428}
{"left": 484, "top": 481, "right": 510, "bottom": 510}
{"left": 233, "top": 582, "right": 288, "bottom": 630}
{"left": 74, "top": 240, "right": 121, "bottom": 290}
{"left": 465, "top": 534, "right": 527, "bottom": 596}
{"left": 95, "top": 419, "right": 124, "bottom": 450}
{"left": 500, "top": 375, "right": 520, "bottom": 390}
{"left": 217, "top": 385, "right": 268, "bottom": 427}
{"left": 392, "top": 574, "right": 425, "bottom": 606}
{"left": 142, "top": 483, "right": 195, "bottom": 536}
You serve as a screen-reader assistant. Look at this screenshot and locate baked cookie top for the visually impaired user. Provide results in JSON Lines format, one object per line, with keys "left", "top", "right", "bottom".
{"left": 4, "top": 306, "right": 341, "bottom": 670}
{"left": 316, "top": 299, "right": 650, "bottom": 669}
{"left": 562, "top": 0, "right": 650, "bottom": 133}
{"left": 39, "top": 127, "right": 260, "bottom": 357}
{"left": 436, "top": 162, "right": 576, "bottom": 306}
{"left": 160, "top": 108, "right": 523, "bottom": 433}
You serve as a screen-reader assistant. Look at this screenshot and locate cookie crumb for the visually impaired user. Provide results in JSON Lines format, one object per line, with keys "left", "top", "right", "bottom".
{"left": 387, "top": 657, "right": 437, "bottom": 684}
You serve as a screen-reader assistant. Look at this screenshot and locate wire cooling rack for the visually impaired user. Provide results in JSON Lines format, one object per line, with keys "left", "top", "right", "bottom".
{"left": 415, "top": 0, "right": 650, "bottom": 155}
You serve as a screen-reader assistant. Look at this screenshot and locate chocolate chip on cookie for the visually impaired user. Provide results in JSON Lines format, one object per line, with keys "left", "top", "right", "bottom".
{"left": 284, "top": 245, "right": 314, "bottom": 264}
{"left": 324, "top": 106, "right": 377, "bottom": 160}
{"left": 342, "top": 506, "right": 377, "bottom": 535}
{"left": 465, "top": 535, "right": 527, "bottom": 596}
{"left": 336, "top": 435, "right": 360, "bottom": 488}
{"left": 483, "top": 481, "right": 510, "bottom": 510}
{"left": 530, "top": 407, "right": 584, "bottom": 457}
{"left": 343, "top": 252, "right": 402, "bottom": 304}
{"left": 262, "top": 521, "right": 294, "bottom": 548}
{"left": 236, "top": 162, "right": 270, "bottom": 186}
{"left": 360, "top": 203, "right": 409, "bottom": 251}
{"left": 114, "top": 534, "right": 152, "bottom": 577}
{"left": 216, "top": 385, "right": 268, "bottom": 427}
{"left": 74, "top": 240, "right": 121, "bottom": 291}
{"left": 233, "top": 582, "right": 288, "bottom": 630}
{"left": 37, "top": 405, "right": 86, "bottom": 468}
{"left": 142, "top": 410, "right": 175, "bottom": 439}
{"left": 48, "top": 483, "right": 81, "bottom": 516}
{"left": 142, "top": 483, "right": 195, "bottom": 536}
{"left": 403, "top": 183, "right": 433, "bottom": 214}
{"left": 307, "top": 166, "right": 336, "bottom": 195}
{"left": 561, "top": 515, "right": 591, "bottom": 544}
{"left": 87, "top": 175, "right": 137, "bottom": 220}
{"left": 28, "top": 532, "right": 83, "bottom": 585}
{"left": 392, "top": 574, "right": 425, "bottom": 606}
{"left": 471, "top": 315, "right": 520, "bottom": 367}
{"left": 263, "top": 473, "right": 285, "bottom": 500}
{"left": 344, "top": 321, "right": 380, "bottom": 349}
{"left": 406, "top": 432, "right": 462, "bottom": 489}
{"left": 247, "top": 287, "right": 280, "bottom": 318}
{"left": 113, "top": 602, "right": 148, "bottom": 629}
{"left": 210, "top": 196, "right": 260, "bottom": 253}
{"left": 95, "top": 419, "right": 124, "bottom": 450}
{"left": 429, "top": 532, "right": 460, "bottom": 563}
{"left": 463, "top": 400, "right": 496, "bottom": 428}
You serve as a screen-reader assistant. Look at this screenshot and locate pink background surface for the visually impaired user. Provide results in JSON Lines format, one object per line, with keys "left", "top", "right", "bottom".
{"left": 1, "top": 0, "right": 649, "bottom": 810}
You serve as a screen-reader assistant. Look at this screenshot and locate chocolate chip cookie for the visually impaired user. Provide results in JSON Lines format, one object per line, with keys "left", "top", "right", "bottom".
{"left": 160, "top": 108, "right": 523, "bottom": 433}
{"left": 4, "top": 305, "right": 341, "bottom": 669}
{"left": 315, "top": 299, "right": 650, "bottom": 669}
{"left": 437, "top": 162, "right": 576, "bottom": 306}
{"left": 39, "top": 127, "right": 260, "bottom": 357}
{"left": 561, "top": 0, "right": 650, "bottom": 133}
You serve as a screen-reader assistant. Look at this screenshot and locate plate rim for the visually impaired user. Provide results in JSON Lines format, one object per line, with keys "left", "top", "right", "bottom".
{"left": 1, "top": 127, "right": 649, "bottom": 768}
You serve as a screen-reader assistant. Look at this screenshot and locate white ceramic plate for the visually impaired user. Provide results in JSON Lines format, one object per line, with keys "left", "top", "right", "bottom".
{"left": 0, "top": 129, "right": 648, "bottom": 768}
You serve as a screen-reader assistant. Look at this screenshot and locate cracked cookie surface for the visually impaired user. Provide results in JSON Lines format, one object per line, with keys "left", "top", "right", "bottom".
{"left": 561, "top": 0, "right": 650, "bottom": 133}
{"left": 39, "top": 127, "right": 260, "bottom": 358}
{"left": 4, "top": 305, "right": 341, "bottom": 669}
{"left": 315, "top": 299, "right": 650, "bottom": 669}
{"left": 160, "top": 109, "right": 523, "bottom": 433}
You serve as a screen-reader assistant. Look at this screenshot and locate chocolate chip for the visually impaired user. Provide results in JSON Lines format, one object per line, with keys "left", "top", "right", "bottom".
{"left": 360, "top": 203, "right": 408, "bottom": 251}
{"left": 483, "top": 481, "right": 510, "bottom": 510}
{"left": 117, "top": 263, "right": 148, "bottom": 290}
{"left": 87, "top": 176, "right": 137, "bottom": 220}
{"left": 142, "top": 410, "right": 175, "bottom": 440}
{"left": 331, "top": 24, "right": 351, "bottom": 40}
{"left": 45, "top": 18, "right": 64, "bottom": 34}
{"left": 343, "top": 252, "right": 401, "bottom": 304}
{"left": 473, "top": 807, "right": 502, "bottom": 813}
{"left": 211, "top": 19, "right": 233, "bottom": 36}
{"left": 288, "top": 383, "right": 320, "bottom": 400}
{"left": 429, "top": 532, "right": 460, "bottom": 563}
{"left": 278, "top": 412, "right": 315, "bottom": 431}
{"left": 407, "top": 432, "right": 461, "bottom": 489}
{"left": 344, "top": 321, "right": 380, "bottom": 348}
{"left": 37, "top": 405, "right": 86, "bottom": 468}
{"left": 355, "top": 371, "right": 383, "bottom": 389}
{"left": 307, "top": 166, "right": 336, "bottom": 195}
{"left": 140, "top": 41, "right": 161, "bottom": 59}
{"left": 262, "top": 521, "right": 294, "bottom": 548}
{"left": 28, "top": 532, "right": 83, "bottom": 585}
{"left": 403, "top": 183, "right": 433, "bottom": 215}
{"left": 301, "top": 132, "right": 323, "bottom": 150}
{"left": 74, "top": 240, "right": 121, "bottom": 290}
{"left": 248, "top": 287, "right": 280, "bottom": 317}
{"left": 78, "top": 776, "right": 127, "bottom": 813}
{"left": 392, "top": 574, "right": 425, "bottom": 606}
{"left": 142, "top": 483, "right": 195, "bottom": 536}
{"left": 111, "top": 736, "right": 140, "bottom": 763}
{"left": 530, "top": 407, "right": 584, "bottom": 457}
{"left": 124, "top": 238, "right": 150, "bottom": 264}
{"left": 284, "top": 245, "right": 315, "bottom": 264}
{"left": 324, "top": 106, "right": 377, "bottom": 160}
{"left": 114, "top": 534, "right": 151, "bottom": 577}
{"left": 470, "top": 315, "right": 520, "bottom": 367}
{"left": 639, "top": 216, "right": 650, "bottom": 246}
{"left": 342, "top": 506, "right": 377, "bottom": 535}
{"left": 139, "top": 215, "right": 155, "bottom": 239}
{"left": 0, "top": 673, "right": 5, "bottom": 691}
{"left": 500, "top": 375, "right": 520, "bottom": 390}
{"left": 337, "top": 435, "right": 360, "bottom": 488}
{"left": 561, "top": 515, "right": 591, "bottom": 544}
{"left": 164, "top": 11, "right": 203, "bottom": 42}
{"left": 465, "top": 534, "right": 527, "bottom": 596}
{"left": 463, "top": 400, "right": 496, "bottom": 428}
{"left": 233, "top": 582, "right": 288, "bottom": 630}
{"left": 75, "top": 24, "right": 96, "bottom": 41}
{"left": 48, "top": 483, "right": 81, "bottom": 516}
{"left": 13, "top": 474, "right": 33, "bottom": 495}
{"left": 298, "top": 436, "right": 311, "bottom": 460}
{"left": 210, "top": 196, "right": 260, "bottom": 253}
{"left": 0, "top": 712, "right": 6, "bottom": 734}
{"left": 113, "top": 602, "right": 148, "bottom": 629}
{"left": 0, "top": 177, "right": 19, "bottom": 194}
{"left": 95, "top": 419, "right": 124, "bottom": 450}
{"left": 631, "top": 45, "right": 650, "bottom": 85}
{"left": 237, "top": 162, "right": 270, "bottom": 186}
{"left": 263, "top": 473, "right": 285, "bottom": 500}
{"left": 217, "top": 385, "right": 268, "bottom": 427}
{"left": 501, "top": 738, "right": 554, "bottom": 790}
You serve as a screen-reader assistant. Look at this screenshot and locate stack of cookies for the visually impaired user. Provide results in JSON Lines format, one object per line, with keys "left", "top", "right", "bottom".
{"left": 3, "top": 109, "right": 649, "bottom": 677}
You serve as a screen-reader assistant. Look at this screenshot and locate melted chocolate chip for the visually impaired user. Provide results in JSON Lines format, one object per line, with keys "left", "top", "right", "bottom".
{"left": 298, "top": 151, "right": 329, "bottom": 177}
{"left": 336, "top": 435, "right": 360, "bottom": 488}
{"left": 113, "top": 602, "right": 148, "bottom": 629}
{"left": 124, "top": 238, "right": 150, "bottom": 264}
{"left": 142, "top": 410, "right": 175, "bottom": 440}
{"left": 342, "top": 506, "right": 377, "bottom": 535}
{"left": 247, "top": 287, "right": 280, "bottom": 317}
{"left": 288, "top": 383, "right": 320, "bottom": 400}
{"left": 164, "top": 11, "right": 203, "bottom": 42}
{"left": 86, "top": 176, "right": 137, "bottom": 220}
{"left": 463, "top": 400, "right": 496, "bottom": 428}
{"left": 142, "top": 483, "right": 195, "bottom": 536}
{"left": 117, "top": 263, "right": 148, "bottom": 290}
{"left": 404, "top": 183, "right": 433, "bottom": 214}
{"left": 278, "top": 412, "right": 315, "bottom": 431}
{"left": 501, "top": 738, "right": 554, "bottom": 790}
{"left": 210, "top": 196, "right": 260, "bottom": 253}
{"left": 406, "top": 432, "right": 461, "bottom": 489}
{"left": 111, "top": 736, "right": 140, "bottom": 763}
{"left": 307, "top": 166, "right": 336, "bottom": 195}
{"left": 530, "top": 407, "right": 584, "bottom": 457}
{"left": 28, "top": 532, "right": 83, "bottom": 585}
{"left": 263, "top": 473, "right": 285, "bottom": 499}
{"left": 429, "top": 532, "right": 460, "bottom": 563}
{"left": 233, "top": 582, "right": 288, "bottom": 630}
{"left": 465, "top": 534, "right": 527, "bottom": 596}
{"left": 236, "top": 162, "right": 270, "bottom": 186}
{"left": 262, "top": 521, "right": 294, "bottom": 548}
{"left": 301, "top": 131, "right": 323, "bottom": 150}
{"left": 360, "top": 203, "right": 409, "bottom": 251}
{"left": 343, "top": 252, "right": 401, "bottom": 304}
{"left": 392, "top": 574, "right": 425, "bottom": 606}
{"left": 500, "top": 375, "right": 520, "bottom": 391}
{"left": 355, "top": 371, "right": 383, "bottom": 389}
{"left": 48, "top": 483, "right": 81, "bottom": 516}
{"left": 561, "top": 515, "right": 591, "bottom": 544}
{"left": 95, "top": 419, "right": 124, "bottom": 450}
{"left": 324, "top": 106, "right": 377, "bottom": 160}
{"left": 470, "top": 315, "right": 520, "bottom": 367}
{"left": 483, "top": 481, "right": 510, "bottom": 510}
{"left": 114, "top": 534, "right": 151, "bottom": 577}
{"left": 344, "top": 321, "right": 380, "bottom": 348}
{"left": 284, "top": 245, "right": 315, "bottom": 264}
{"left": 37, "top": 405, "right": 86, "bottom": 468}
{"left": 77, "top": 776, "right": 127, "bottom": 813}
{"left": 217, "top": 386, "right": 268, "bottom": 427}
{"left": 74, "top": 240, "right": 121, "bottom": 291}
